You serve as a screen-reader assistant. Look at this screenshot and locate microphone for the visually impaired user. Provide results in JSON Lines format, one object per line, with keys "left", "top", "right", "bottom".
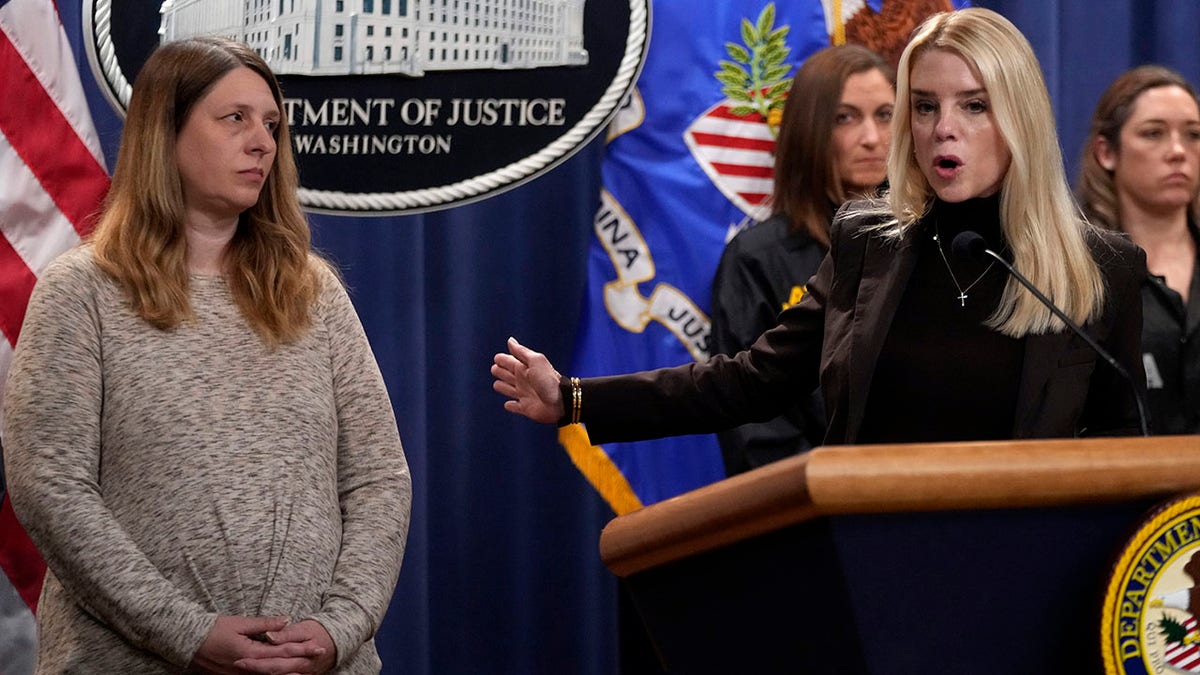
{"left": 950, "top": 231, "right": 1149, "bottom": 437}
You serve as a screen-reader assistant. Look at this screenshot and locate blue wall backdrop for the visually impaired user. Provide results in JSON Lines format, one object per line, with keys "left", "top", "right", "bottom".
{"left": 51, "top": 1, "right": 1200, "bottom": 673}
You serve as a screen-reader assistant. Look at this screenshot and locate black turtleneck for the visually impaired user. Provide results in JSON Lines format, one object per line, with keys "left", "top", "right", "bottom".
{"left": 857, "top": 194, "right": 1024, "bottom": 444}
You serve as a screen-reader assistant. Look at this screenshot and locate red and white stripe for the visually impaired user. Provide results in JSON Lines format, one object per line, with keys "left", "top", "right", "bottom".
{"left": 1166, "top": 616, "right": 1200, "bottom": 672}
{"left": 0, "top": 0, "right": 110, "bottom": 669}
{"left": 683, "top": 100, "right": 775, "bottom": 218}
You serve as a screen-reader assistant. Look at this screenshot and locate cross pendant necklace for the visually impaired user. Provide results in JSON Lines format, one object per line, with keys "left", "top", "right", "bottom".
{"left": 932, "top": 227, "right": 995, "bottom": 308}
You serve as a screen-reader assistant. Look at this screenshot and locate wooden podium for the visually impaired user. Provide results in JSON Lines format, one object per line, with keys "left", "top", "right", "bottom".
{"left": 599, "top": 436, "right": 1200, "bottom": 674}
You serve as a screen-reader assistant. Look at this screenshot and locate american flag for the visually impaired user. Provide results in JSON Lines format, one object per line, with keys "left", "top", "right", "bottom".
{"left": 0, "top": 0, "right": 109, "bottom": 670}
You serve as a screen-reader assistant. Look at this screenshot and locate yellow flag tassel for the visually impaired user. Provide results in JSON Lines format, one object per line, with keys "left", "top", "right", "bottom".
{"left": 557, "top": 424, "right": 644, "bottom": 516}
{"left": 832, "top": 0, "right": 845, "bottom": 45}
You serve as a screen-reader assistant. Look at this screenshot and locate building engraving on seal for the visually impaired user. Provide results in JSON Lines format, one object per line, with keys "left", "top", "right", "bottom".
{"left": 158, "top": 0, "right": 589, "bottom": 76}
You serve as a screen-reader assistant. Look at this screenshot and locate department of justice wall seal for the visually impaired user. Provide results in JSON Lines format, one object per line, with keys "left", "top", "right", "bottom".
{"left": 83, "top": 0, "right": 649, "bottom": 215}
{"left": 1103, "top": 493, "right": 1200, "bottom": 674}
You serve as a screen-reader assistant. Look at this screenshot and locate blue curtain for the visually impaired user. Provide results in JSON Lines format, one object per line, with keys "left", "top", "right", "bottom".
{"left": 979, "top": 0, "right": 1200, "bottom": 179}
{"left": 52, "top": 1, "right": 1200, "bottom": 673}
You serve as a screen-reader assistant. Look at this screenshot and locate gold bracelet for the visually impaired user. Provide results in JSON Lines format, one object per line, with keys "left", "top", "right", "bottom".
{"left": 570, "top": 377, "right": 582, "bottom": 424}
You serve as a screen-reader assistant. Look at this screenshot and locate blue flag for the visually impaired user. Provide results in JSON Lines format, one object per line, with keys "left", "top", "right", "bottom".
{"left": 563, "top": 0, "right": 966, "bottom": 514}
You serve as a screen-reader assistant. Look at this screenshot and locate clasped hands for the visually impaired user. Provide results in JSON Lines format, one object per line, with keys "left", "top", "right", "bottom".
{"left": 191, "top": 616, "right": 336, "bottom": 675}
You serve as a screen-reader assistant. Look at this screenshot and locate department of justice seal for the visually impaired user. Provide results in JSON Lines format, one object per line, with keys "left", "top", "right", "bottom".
{"left": 82, "top": 0, "right": 649, "bottom": 215}
{"left": 1103, "top": 493, "right": 1200, "bottom": 674}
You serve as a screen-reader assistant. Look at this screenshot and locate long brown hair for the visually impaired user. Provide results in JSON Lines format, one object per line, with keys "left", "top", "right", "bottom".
{"left": 772, "top": 44, "right": 893, "bottom": 247}
{"left": 1077, "top": 64, "right": 1200, "bottom": 231}
{"left": 91, "top": 36, "right": 319, "bottom": 347}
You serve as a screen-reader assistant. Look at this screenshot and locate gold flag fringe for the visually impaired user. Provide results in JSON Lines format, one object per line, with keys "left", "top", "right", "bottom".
{"left": 557, "top": 424, "right": 644, "bottom": 516}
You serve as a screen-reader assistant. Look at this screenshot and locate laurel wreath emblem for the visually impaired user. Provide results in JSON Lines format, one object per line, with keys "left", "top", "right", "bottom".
{"left": 714, "top": 3, "right": 794, "bottom": 135}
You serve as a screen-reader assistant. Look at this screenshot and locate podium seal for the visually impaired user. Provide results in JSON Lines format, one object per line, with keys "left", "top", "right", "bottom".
{"left": 1103, "top": 493, "right": 1200, "bottom": 674}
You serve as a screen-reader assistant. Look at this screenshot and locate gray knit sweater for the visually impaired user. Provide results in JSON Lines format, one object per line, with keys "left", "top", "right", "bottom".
{"left": 4, "top": 246, "right": 411, "bottom": 673}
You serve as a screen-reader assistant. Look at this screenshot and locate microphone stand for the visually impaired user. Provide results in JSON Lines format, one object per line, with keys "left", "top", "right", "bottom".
{"left": 956, "top": 232, "right": 1150, "bottom": 437}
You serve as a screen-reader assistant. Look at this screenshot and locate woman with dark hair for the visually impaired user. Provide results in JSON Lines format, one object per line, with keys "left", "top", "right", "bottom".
{"left": 710, "top": 44, "right": 894, "bottom": 475}
{"left": 5, "top": 37, "right": 411, "bottom": 673}
{"left": 1078, "top": 65, "right": 1200, "bottom": 434}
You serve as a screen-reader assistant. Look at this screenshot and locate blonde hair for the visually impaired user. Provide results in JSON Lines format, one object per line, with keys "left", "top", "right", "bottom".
{"left": 1077, "top": 65, "right": 1200, "bottom": 231}
{"left": 856, "top": 7, "right": 1105, "bottom": 337}
{"left": 91, "top": 36, "right": 320, "bottom": 347}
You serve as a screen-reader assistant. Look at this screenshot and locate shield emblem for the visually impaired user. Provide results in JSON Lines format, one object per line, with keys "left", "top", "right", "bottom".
{"left": 683, "top": 100, "right": 775, "bottom": 220}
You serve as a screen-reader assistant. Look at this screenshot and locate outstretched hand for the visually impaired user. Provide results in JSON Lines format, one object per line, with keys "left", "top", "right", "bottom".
{"left": 491, "top": 337, "right": 565, "bottom": 424}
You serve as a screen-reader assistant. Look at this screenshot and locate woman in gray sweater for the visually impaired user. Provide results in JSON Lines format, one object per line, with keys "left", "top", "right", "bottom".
{"left": 4, "top": 37, "right": 411, "bottom": 674}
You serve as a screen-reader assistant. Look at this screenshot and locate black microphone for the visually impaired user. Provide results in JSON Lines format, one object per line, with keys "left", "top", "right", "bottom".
{"left": 950, "top": 231, "right": 1149, "bottom": 437}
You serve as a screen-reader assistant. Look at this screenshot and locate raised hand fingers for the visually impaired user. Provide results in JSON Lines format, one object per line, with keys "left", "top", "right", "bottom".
{"left": 492, "top": 352, "right": 523, "bottom": 377}
{"left": 506, "top": 336, "right": 550, "bottom": 369}
{"left": 492, "top": 376, "right": 517, "bottom": 399}
{"left": 492, "top": 354, "right": 525, "bottom": 394}
{"left": 492, "top": 337, "right": 564, "bottom": 423}
{"left": 506, "top": 336, "right": 532, "bottom": 361}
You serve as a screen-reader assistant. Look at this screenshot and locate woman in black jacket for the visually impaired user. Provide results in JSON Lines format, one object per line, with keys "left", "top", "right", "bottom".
{"left": 1078, "top": 65, "right": 1200, "bottom": 435}
{"left": 494, "top": 8, "right": 1145, "bottom": 448}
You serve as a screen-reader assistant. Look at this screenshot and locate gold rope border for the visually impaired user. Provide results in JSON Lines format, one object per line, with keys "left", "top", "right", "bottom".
{"left": 1100, "top": 493, "right": 1200, "bottom": 674}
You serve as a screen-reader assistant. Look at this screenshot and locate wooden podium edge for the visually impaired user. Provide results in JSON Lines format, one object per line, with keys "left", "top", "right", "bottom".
{"left": 599, "top": 435, "right": 1200, "bottom": 577}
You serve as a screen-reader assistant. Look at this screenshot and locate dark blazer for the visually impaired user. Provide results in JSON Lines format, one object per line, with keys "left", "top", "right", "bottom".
{"left": 577, "top": 210, "right": 1148, "bottom": 446}
{"left": 709, "top": 213, "right": 828, "bottom": 474}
